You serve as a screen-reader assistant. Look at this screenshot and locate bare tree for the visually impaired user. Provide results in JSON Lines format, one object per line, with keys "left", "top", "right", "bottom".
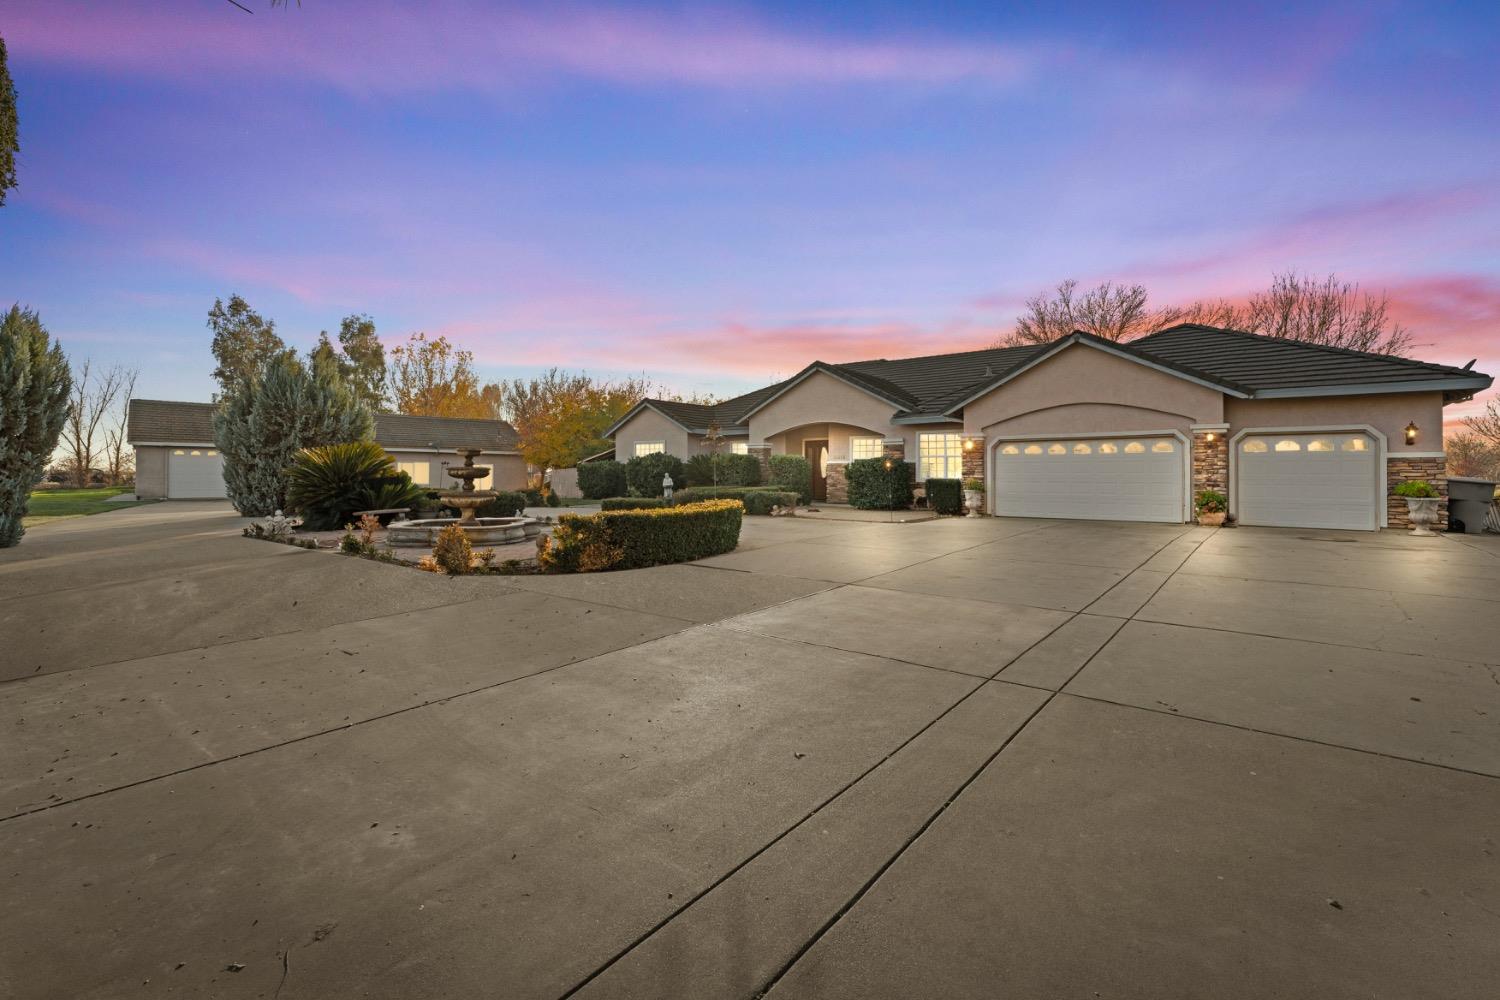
{"left": 1467, "top": 399, "right": 1500, "bottom": 449}
{"left": 1445, "top": 429, "right": 1500, "bottom": 480}
{"left": 1002, "top": 280, "right": 1180, "bottom": 346}
{"left": 1239, "top": 272, "right": 1413, "bottom": 355}
{"left": 101, "top": 369, "right": 140, "bottom": 486}
{"left": 58, "top": 360, "right": 125, "bottom": 487}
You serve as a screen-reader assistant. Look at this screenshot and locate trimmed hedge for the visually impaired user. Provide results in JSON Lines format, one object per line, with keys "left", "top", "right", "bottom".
{"left": 768, "top": 454, "right": 811, "bottom": 502}
{"left": 601, "top": 497, "right": 667, "bottom": 511}
{"left": 577, "top": 461, "right": 627, "bottom": 500}
{"left": 669, "top": 484, "right": 789, "bottom": 505}
{"left": 479, "top": 490, "right": 528, "bottom": 517}
{"left": 926, "top": 478, "right": 962, "bottom": 515}
{"left": 625, "top": 452, "right": 687, "bottom": 497}
{"left": 742, "top": 490, "right": 798, "bottom": 515}
{"left": 846, "top": 457, "right": 915, "bottom": 510}
{"left": 539, "top": 499, "right": 743, "bottom": 573}
{"left": 684, "top": 452, "right": 761, "bottom": 487}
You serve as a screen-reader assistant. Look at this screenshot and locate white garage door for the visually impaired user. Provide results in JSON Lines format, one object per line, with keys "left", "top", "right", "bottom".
{"left": 167, "top": 448, "right": 227, "bottom": 499}
{"left": 992, "top": 436, "right": 1185, "bottom": 522}
{"left": 1236, "top": 432, "right": 1377, "bottom": 530}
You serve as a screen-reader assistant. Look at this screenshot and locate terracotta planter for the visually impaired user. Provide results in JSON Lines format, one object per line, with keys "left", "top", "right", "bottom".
{"left": 963, "top": 490, "right": 984, "bottom": 517}
{"left": 1197, "top": 510, "right": 1226, "bottom": 527}
{"left": 1403, "top": 496, "right": 1440, "bottom": 536}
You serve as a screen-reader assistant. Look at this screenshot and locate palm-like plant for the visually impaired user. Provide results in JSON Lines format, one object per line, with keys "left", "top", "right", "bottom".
{"left": 286, "top": 441, "right": 396, "bottom": 530}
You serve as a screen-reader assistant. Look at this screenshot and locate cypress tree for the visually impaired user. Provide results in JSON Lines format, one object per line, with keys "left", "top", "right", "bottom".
{"left": 214, "top": 350, "right": 374, "bottom": 516}
{"left": 0, "top": 307, "right": 72, "bottom": 547}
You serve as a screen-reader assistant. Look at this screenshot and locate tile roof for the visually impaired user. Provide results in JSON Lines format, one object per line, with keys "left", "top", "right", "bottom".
{"left": 127, "top": 400, "right": 519, "bottom": 451}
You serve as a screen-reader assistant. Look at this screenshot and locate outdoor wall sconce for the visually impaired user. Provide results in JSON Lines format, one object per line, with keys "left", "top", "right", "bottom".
{"left": 963, "top": 438, "right": 976, "bottom": 452}
{"left": 1205, "top": 431, "right": 1217, "bottom": 442}
{"left": 883, "top": 458, "right": 893, "bottom": 471}
{"left": 1405, "top": 422, "right": 1419, "bottom": 445}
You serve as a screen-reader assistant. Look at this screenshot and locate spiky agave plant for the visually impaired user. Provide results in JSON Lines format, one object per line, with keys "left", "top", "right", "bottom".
{"left": 286, "top": 441, "right": 395, "bottom": 530}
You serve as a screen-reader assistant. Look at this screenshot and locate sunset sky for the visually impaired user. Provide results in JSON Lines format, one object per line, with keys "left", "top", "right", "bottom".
{"left": 2, "top": 2, "right": 1496, "bottom": 420}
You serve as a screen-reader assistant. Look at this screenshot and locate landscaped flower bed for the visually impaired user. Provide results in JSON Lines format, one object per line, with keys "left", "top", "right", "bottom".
{"left": 539, "top": 499, "right": 743, "bottom": 573}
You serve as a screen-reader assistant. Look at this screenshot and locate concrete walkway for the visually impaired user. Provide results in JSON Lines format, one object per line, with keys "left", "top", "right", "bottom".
{"left": 2, "top": 503, "right": 1498, "bottom": 999}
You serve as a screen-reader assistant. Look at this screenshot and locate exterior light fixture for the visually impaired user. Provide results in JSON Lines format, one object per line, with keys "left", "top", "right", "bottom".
{"left": 963, "top": 438, "right": 975, "bottom": 452}
{"left": 1205, "top": 431, "right": 1216, "bottom": 443}
{"left": 1405, "top": 422, "right": 1419, "bottom": 445}
{"left": 883, "top": 458, "right": 893, "bottom": 471}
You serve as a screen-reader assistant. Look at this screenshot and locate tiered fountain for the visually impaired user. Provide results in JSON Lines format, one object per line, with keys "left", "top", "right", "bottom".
{"left": 386, "top": 448, "right": 536, "bottom": 547}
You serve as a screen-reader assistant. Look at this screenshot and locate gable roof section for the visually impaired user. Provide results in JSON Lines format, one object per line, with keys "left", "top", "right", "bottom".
{"left": 126, "top": 400, "right": 520, "bottom": 451}
{"left": 735, "top": 361, "right": 919, "bottom": 423}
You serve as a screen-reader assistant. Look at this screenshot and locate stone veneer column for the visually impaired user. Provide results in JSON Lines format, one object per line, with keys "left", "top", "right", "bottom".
{"left": 1190, "top": 423, "right": 1230, "bottom": 499}
{"left": 748, "top": 444, "right": 772, "bottom": 485}
{"left": 1386, "top": 454, "right": 1447, "bottom": 530}
{"left": 825, "top": 461, "right": 848, "bottom": 503}
{"left": 961, "top": 435, "right": 985, "bottom": 482}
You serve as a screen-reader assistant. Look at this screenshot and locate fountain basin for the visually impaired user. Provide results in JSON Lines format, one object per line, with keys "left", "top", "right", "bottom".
{"left": 386, "top": 516, "right": 534, "bottom": 547}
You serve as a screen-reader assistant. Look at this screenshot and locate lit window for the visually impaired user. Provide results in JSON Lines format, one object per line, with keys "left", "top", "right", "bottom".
{"left": 1308, "top": 439, "right": 1334, "bottom": 452}
{"left": 1275, "top": 440, "right": 1301, "bottom": 452}
{"left": 396, "top": 461, "right": 430, "bottom": 485}
{"left": 1099, "top": 442, "right": 1118, "bottom": 454}
{"left": 1341, "top": 437, "right": 1367, "bottom": 452}
{"left": 1242, "top": 439, "right": 1267, "bottom": 453}
{"left": 1023, "top": 444, "right": 1043, "bottom": 455}
{"left": 1124, "top": 442, "right": 1145, "bottom": 454}
{"left": 850, "top": 436, "right": 883, "bottom": 460}
{"left": 1000, "top": 444, "right": 1020, "bottom": 455}
{"left": 1151, "top": 440, "right": 1175, "bottom": 453}
{"left": 634, "top": 442, "right": 666, "bottom": 457}
{"left": 917, "top": 432, "right": 962, "bottom": 480}
{"left": 1073, "top": 442, "right": 1092, "bottom": 454}
{"left": 1047, "top": 443, "right": 1066, "bottom": 455}
{"left": 730, "top": 442, "right": 749, "bottom": 455}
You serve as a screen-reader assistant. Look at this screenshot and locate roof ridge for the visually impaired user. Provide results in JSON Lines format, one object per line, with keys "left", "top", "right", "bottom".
{"left": 840, "top": 341, "right": 1037, "bottom": 368}
{"left": 1138, "top": 323, "right": 1472, "bottom": 375}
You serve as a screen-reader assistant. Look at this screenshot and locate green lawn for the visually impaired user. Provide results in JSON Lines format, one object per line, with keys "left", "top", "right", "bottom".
{"left": 23, "top": 487, "right": 160, "bottom": 526}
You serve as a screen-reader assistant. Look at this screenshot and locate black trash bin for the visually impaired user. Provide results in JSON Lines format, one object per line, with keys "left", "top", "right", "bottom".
{"left": 1447, "top": 476, "right": 1498, "bottom": 534}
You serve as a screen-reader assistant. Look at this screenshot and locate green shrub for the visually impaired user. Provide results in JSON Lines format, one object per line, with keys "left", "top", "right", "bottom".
{"left": 358, "top": 473, "right": 426, "bottom": 516}
{"left": 540, "top": 499, "right": 743, "bottom": 572}
{"left": 286, "top": 441, "right": 396, "bottom": 530}
{"left": 669, "top": 484, "right": 788, "bottom": 505}
{"left": 684, "top": 452, "right": 761, "bottom": 487}
{"left": 1194, "top": 489, "right": 1228, "bottom": 513}
{"left": 1394, "top": 480, "right": 1439, "bottom": 499}
{"left": 767, "top": 454, "right": 811, "bottom": 502}
{"left": 742, "top": 490, "right": 798, "bottom": 515}
{"left": 625, "top": 452, "right": 686, "bottom": 496}
{"left": 546, "top": 490, "right": 562, "bottom": 508}
{"left": 0, "top": 306, "right": 72, "bottom": 548}
{"left": 479, "top": 490, "right": 527, "bottom": 517}
{"left": 577, "top": 461, "right": 627, "bottom": 499}
{"left": 962, "top": 477, "right": 985, "bottom": 492}
{"left": 601, "top": 497, "right": 667, "bottom": 511}
{"left": 846, "top": 457, "right": 915, "bottom": 510}
{"left": 926, "top": 478, "right": 962, "bottom": 515}
{"left": 432, "top": 522, "right": 474, "bottom": 574}
{"left": 523, "top": 487, "right": 545, "bottom": 506}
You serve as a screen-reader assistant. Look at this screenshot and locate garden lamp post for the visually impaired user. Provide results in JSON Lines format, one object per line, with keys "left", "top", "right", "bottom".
{"left": 884, "top": 457, "right": 893, "bottom": 523}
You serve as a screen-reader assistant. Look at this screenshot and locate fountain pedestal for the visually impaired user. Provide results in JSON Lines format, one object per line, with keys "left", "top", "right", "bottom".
{"left": 383, "top": 447, "right": 538, "bottom": 547}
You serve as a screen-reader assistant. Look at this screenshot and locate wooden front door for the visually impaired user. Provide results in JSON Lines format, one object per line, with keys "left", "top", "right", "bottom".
{"left": 804, "top": 440, "right": 829, "bottom": 502}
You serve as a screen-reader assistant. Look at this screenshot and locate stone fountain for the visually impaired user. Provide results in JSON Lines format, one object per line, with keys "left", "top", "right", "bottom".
{"left": 385, "top": 447, "right": 537, "bottom": 547}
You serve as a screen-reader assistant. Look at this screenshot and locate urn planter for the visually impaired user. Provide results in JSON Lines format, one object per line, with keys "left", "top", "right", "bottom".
{"left": 1403, "top": 496, "right": 1440, "bottom": 536}
{"left": 963, "top": 490, "right": 984, "bottom": 517}
{"left": 1197, "top": 511, "right": 1226, "bottom": 527}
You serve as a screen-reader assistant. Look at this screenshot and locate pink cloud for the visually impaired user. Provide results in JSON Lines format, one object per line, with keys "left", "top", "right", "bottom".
{"left": 6, "top": 4, "right": 1047, "bottom": 94}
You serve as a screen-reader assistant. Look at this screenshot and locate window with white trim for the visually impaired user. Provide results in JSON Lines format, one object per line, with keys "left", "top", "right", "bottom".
{"left": 850, "top": 436, "right": 883, "bottom": 461}
{"left": 918, "top": 432, "right": 962, "bottom": 480}
{"left": 730, "top": 442, "right": 749, "bottom": 455}
{"left": 396, "top": 461, "right": 431, "bottom": 485}
{"left": 634, "top": 441, "right": 666, "bottom": 457}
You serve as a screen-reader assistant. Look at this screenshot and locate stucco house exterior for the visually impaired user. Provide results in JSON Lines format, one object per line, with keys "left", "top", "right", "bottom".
{"left": 606, "top": 324, "right": 1493, "bottom": 531}
{"left": 127, "top": 399, "right": 527, "bottom": 500}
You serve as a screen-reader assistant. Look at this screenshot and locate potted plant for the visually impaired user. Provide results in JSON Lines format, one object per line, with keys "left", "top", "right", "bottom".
{"left": 962, "top": 477, "right": 985, "bottom": 518}
{"left": 1195, "top": 489, "right": 1227, "bottom": 527}
{"left": 1393, "top": 480, "right": 1441, "bottom": 535}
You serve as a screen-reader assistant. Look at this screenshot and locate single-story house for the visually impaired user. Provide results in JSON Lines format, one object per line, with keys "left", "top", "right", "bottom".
{"left": 606, "top": 324, "right": 1493, "bottom": 531}
{"left": 127, "top": 399, "right": 528, "bottom": 500}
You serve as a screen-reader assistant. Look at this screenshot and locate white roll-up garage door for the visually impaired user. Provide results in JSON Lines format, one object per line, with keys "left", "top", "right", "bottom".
{"left": 991, "top": 435, "right": 1186, "bottom": 522}
{"left": 167, "top": 448, "right": 228, "bottom": 499}
{"left": 1236, "top": 432, "right": 1377, "bottom": 530}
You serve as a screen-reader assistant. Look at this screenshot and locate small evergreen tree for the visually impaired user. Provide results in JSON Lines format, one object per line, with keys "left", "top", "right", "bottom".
{"left": 0, "top": 307, "right": 72, "bottom": 546}
{"left": 214, "top": 350, "right": 374, "bottom": 516}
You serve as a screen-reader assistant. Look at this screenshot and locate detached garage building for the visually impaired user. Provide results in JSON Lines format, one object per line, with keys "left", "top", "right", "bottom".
{"left": 128, "top": 400, "right": 527, "bottom": 500}
{"left": 607, "top": 324, "right": 1492, "bottom": 531}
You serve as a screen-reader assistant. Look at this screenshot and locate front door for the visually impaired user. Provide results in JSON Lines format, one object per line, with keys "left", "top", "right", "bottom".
{"left": 804, "top": 440, "right": 829, "bottom": 502}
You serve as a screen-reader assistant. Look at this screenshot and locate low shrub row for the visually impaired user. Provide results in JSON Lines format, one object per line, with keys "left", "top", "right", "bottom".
{"left": 742, "top": 490, "right": 798, "bottom": 515}
{"left": 925, "top": 477, "right": 963, "bottom": 515}
{"left": 847, "top": 457, "right": 915, "bottom": 510}
{"left": 670, "top": 484, "right": 789, "bottom": 505}
{"left": 601, "top": 497, "right": 667, "bottom": 511}
{"left": 539, "top": 499, "right": 743, "bottom": 573}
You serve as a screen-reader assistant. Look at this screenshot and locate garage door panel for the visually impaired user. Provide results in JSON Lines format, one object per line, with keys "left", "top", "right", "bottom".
{"left": 993, "top": 437, "right": 1184, "bottom": 523}
{"left": 167, "top": 449, "right": 227, "bottom": 499}
{"left": 1236, "top": 433, "right": 1376, "bottom": 531}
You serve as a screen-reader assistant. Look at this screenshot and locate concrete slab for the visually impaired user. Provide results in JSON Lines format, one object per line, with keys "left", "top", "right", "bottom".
{"left": 0, "top": 626, "right": 975, "bottom": 1000}
{"left": 1138, "top": 573, "right": 1500, "bottom": 664}
{"left": 723, "top": 585, "right": 1071, "bottom": 678}
{"left": 860, "top": 551, "right": 1128, "bottom": 611}
{"left": 1081, "top": 567, "right": 1171, "bottom": 617}
{"left": 768, "top": 697, "right": 1500, "bottom": 1000}
{"left": 1067, "top": 620, "right": 1500, "bottom": 774}
{"left": 571, "top": 681, "right": 1048, "bottom": 1000}
{"left": 996, "top": 613, "right": 1124, "bottom": 690}
{"left": 0, "top": 534, "right": 305, "bottom": 600}
{"left": 0, "top": 591, "right": 686, "bottom": 817}
{"left": 963, "top": 522, "right": 1191, "bottom": 570}
{"left": 497, "top": 563, "right": 836, "bottom": 623}
{"left": 693, "top": 541, "right": 934, "bottom": 584}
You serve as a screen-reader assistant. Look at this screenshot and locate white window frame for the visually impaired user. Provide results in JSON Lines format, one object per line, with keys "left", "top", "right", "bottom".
{"left": 849, "top": 436, "right": 883, "bottom": 461}
{"left": 730, "top": 442, "right": 749, "bottom": 455}
{"left": 633, "top": 441, "right": 666, "bottom": 457}
{"left": 917, "top": 432, "right": 963, "bottom": 481}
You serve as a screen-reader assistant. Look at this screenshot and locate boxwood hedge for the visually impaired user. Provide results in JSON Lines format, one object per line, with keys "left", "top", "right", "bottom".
{"left": 669, "top": 484, "right": 789, "bottom": 506}
{"left": 577, "top": 461, "right": 627, "bottom": 500}
{"left": 846, "top": 457, "right": 914, "bottom": 510}
{"left": 601, "top": 497, "right": 667, "bottom": 510}
{"left": 540, "top": 499, "right": 743, "bottom": 572}
{"left": 741, "top": 490, "right": 798, "bottom": 515}
{"left": 684, "top": 452, "right": 761, "bottom": 487}
{"left": 925, "top": 478, "right": 962, "bottom": 515}
{"left": 625, "top": 452, "right": 687, "bottom": 497}
{"left": 767, "top": 454, "right": 811, "bottom": 502}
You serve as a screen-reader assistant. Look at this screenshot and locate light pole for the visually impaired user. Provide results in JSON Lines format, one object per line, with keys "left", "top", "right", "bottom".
{"left": 884, "top": 457, "right": 893, "bottom": 524}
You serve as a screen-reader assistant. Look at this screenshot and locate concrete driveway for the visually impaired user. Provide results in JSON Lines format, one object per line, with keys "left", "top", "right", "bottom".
{"left": 2, "top": 503, "right": 1498, "bottom": 999}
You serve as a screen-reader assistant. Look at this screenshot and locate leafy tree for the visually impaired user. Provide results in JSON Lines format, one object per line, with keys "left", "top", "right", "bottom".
{"left": 208, "top": 295, "right": 285, "bottom": 396}
{"left": 214, "top": 351, "right": 374, "bottom": 516}
{"left": 0, "top": 307, "right": 72, "bottom": 546}
{"left": 501, "top": 369, "right": 653, "bottom": 472}
{"left": 387, "top": 332, "right": 496, "bottom": 418}
{"left": 311, "top": 314, "right": 387, "bottom": 412}
{"left": 0, "top": 37, "right": 18, "bottom": 207}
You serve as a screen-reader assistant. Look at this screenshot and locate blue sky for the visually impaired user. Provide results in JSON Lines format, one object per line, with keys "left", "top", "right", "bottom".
{"left": 2, "top": 1, "right": 1497, "bottom": 418}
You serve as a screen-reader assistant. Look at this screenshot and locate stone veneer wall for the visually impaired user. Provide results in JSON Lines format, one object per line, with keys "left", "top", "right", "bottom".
{"left": 749, "top": 444, "right": 772, "bottom": 485}
{"left": 961, "top": 437, "right": 985, "bottom": 515}
{"left": 1386, "top": 455, "right": 1447, "bottom": 530}
{"left": 1191, "top": 427, "right": 1228, "bottom": 497}
{"left": 825, "top": 462, "right": 848, "bottom": 503}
